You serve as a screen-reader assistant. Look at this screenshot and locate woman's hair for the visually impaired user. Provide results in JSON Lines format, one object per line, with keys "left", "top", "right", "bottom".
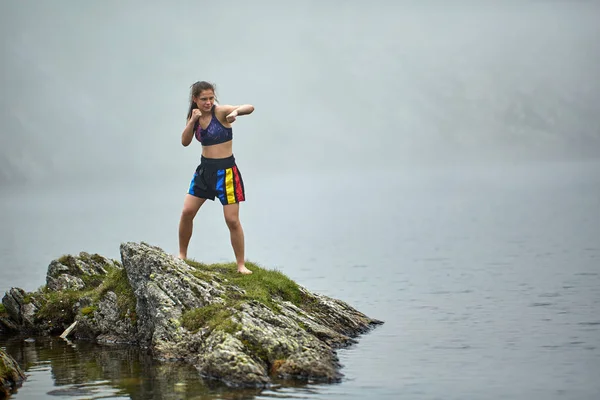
{"left": 187, "top": 81, "right": 218, "bottom": 121}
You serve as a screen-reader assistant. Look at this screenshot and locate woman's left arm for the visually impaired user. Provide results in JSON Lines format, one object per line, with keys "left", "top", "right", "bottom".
{"left": 217, "top": 104, "right": 255, "bottom": 123}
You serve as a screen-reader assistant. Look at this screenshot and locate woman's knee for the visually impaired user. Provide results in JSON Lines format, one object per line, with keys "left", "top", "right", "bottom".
{"left": 225, "top": 214, "right": 241, "bottom": 230}
{"left": 181, "top": 206, "right": 198, "bottom": 220}
{"left": 181, "top": 195, "right": 205, "bottom": 220}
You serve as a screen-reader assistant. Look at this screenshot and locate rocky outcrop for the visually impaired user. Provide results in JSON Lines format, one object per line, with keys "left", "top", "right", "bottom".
{"left": 1, "top": 288, "right": 36, "bottom": 330}
{"left": 0, "top": 348, "right": 26, "bottom": 398}
{"left": 46, "top": 252, "right": 118, "bottom": 292}
{"left": 0, "top": 242, "right": 383, "bottom": 388}
{"left": 1, "top": 252, "right": 127, "bottom": 337}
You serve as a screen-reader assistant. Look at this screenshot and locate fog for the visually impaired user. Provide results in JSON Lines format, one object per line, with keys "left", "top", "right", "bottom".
{"left": 1, "top": 0, "right": 599, "bottom": 187}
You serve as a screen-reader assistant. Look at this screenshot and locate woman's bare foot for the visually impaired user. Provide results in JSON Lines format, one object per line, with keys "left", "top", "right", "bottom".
{"left": 237, "top": 265, "right": 252, "bottom": 274}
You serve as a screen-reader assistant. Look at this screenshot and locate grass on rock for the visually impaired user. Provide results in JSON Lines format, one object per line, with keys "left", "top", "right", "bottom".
{"left": 181, "top": 259, "right": 312, "bottom": 334}
{"left": 185, "top": 260, "right": 303, "bottom": 309}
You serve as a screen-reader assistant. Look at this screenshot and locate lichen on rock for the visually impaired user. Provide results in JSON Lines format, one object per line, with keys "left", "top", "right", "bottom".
{"left": 0, "top": 241, "right": 383, "bottom": 388}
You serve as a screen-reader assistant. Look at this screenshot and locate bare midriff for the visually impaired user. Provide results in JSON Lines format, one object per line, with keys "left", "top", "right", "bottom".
{"left": 201, "top": 141, "right": 233, "bottom": 159}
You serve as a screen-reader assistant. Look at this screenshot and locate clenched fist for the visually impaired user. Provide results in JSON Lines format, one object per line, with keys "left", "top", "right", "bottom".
{"left": 226, "top": 110, "right": 238, "bottom": 123}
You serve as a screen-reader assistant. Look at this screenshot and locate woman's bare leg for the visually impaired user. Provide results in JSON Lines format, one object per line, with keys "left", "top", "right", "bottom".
{"left": 223, "top": 203, "right": 252, "bottom": 274}
{"left": 178, "top": 194, "right": 206, "bottom": 259}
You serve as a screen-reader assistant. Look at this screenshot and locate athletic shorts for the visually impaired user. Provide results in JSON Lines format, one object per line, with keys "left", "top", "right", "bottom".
{"left": 187, "top": 155, "right": 246, "bottom": 205}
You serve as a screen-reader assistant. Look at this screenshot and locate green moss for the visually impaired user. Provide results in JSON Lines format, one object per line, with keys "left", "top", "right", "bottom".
{"left": 31, "top": 264, "right": 136, "bottom": 328}
{"left": 80, "top": 273, "right": 105, "bottom": 289}
{"left": 296, "top": 320, "right": 307, "bottom": 331}
{"left": 180, "top": 259, "right": 308, "bottom": 337}
{"left": 240, "top": 338, "right": 270, "bottom": 362}
{"left": 81, "top": 306, "right": 97, "bottom": 316}
{"left": 181, "top": 303, "right": 240, "bottom": 334}
{"left": 90, "top": 253, "right": 108, "bottom": 265}
{"left": 22, "top": 294, "right": 32, "bottom": 305}
{"left": 219, "top": 319, "right": 241, "bottom": 334}
{"left": 95, "top": 267, "right": 137, "bottom": 321}
{"left": 57, "top": 254, "right": 78, "bottom": 273}
{"left": 0, "top": 303, "right": 5, "bottom": 315}
{"left": 185, "top": 260, "right": 304, "bottom": 313}
{"left": 57, "top": 254, "right": 72, "bottom": 264}
{"left": 36, "top": 290, "right": 82, "bottom": 324}
{"left": 55, "top": 253, "right": 117, "bottom": 289}
{"left": 191, "top": 270, "right": 214, "bottom": 282}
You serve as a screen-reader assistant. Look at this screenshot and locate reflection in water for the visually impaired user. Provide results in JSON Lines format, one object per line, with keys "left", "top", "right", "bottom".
{"left": 0, "top": 335, "right": 313, "bottom": 400}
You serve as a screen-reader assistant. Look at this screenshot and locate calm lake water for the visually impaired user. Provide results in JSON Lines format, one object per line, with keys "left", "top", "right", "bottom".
{"left": 1, "top": 160, "right": 599, "bottom": 399}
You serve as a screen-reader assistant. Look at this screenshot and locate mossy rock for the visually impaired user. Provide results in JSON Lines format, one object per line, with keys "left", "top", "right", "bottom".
{"left": 0, "top": 348, "right": 26, "bottom": 397}
{"left": 21, "top": 264, "right": 137, "bottom": 334}
{"left": 2, "top": 241, "right": 383, "bottom": 389}
{"left": 181, "top": 303, "right": 240, "bottom": 334}
{"left": 180, "top": 260, "right": 313, "bottom": 337}
{"left": 184, "top": 260, "right": 308, "bottom": 312}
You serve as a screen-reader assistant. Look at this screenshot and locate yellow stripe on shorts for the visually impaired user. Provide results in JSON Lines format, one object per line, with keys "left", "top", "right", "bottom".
{"left": 225, "top": 167, "right": 236, "bottom": 204}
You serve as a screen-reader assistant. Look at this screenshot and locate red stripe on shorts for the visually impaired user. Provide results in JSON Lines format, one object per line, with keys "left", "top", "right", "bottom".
{"left": 233, "top": 166, "right": 244, "bottom": 201}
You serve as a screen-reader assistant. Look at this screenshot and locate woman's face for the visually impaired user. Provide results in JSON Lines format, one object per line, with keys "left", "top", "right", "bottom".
{"left": 194, "top": 90, "right": 215, "bottom": 113}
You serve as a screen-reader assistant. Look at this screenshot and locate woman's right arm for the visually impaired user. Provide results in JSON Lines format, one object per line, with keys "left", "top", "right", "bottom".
{"left": 181, "top": 110, "right": 200, "bottom": 146}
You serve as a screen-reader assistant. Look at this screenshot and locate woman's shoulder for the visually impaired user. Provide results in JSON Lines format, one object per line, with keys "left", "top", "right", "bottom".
{"left": 214, "top": 103, "right": 236, "bottom": 114}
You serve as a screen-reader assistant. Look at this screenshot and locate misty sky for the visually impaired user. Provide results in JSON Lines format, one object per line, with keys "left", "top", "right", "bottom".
{"left": 1, "top": 0, "right": 599, "bottom": 186}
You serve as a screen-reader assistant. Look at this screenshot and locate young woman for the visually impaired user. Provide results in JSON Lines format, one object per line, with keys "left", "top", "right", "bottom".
{"left": 178, "top": 81, "right": 254, "bottom": 274}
